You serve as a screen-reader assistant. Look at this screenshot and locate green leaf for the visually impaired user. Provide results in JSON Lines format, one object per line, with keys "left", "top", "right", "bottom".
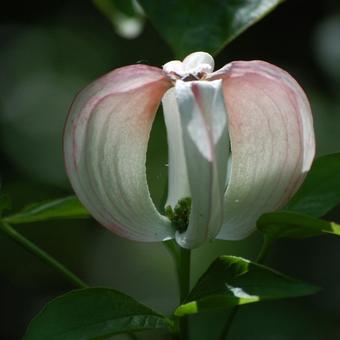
{"left": 285, "top": 153, "right": 340, "bottom": 217}
{"left": 93, "top": 0, "right": 139, "bottom": 19}
{"left": 3, "top": 196, "right": 90, "bottom": 224}
{"left": 24, "top": 288, "right": 172, "bottom": 340}
{"left": 257, "top": 210, "right": 340, "bottom": 239}
{"left": 175, "top": 256, "right": 319, "bottom": 317}
{"left": 138, "top": 0, "right": 283, "bottom": 58}
{"left": 108, "top": 0, "right": 138, "bottom": 17}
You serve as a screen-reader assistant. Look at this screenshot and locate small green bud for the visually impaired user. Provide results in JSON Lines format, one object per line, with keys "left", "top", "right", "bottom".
{"left": 165, "top": 197, "right": 192, "bottom": 233}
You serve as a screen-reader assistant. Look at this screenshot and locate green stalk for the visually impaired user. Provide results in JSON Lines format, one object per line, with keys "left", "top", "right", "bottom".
{"left": 178, "top": 247, "right": 191, "bottom": 303}
{"left": 0, "top": 220, "right": 88, "bottom": 289}
{"left": 178, "top": 247, "right": 191, "bottom": 339}
{"left": 219, "top": 307, "right": 238, "bottom": 340}
{"left": 256, "top": 235, "right": 273, "bottom": 263}
{"left": 164, "top": 240, "right": 191, "bottom": 339}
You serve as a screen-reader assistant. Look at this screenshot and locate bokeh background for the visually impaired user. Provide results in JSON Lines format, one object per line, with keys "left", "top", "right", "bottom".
{"left": 1, "top": 0, "right": 340, "bottom": 339}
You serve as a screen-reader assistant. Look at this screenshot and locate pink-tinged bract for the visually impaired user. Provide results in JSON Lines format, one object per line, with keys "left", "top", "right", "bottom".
{"left": 64, "top": 52, "right": 315, "bottom": 248}
{"left": 64, "top": 65, "right": 174, "bottom": 242}
{"left": 212, "top": 61, "right": 315, "bottom": 240}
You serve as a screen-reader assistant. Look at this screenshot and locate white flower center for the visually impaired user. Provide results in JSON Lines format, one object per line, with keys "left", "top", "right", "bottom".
{"left": 163, "top": 51, "right": 215, "bottom": 81}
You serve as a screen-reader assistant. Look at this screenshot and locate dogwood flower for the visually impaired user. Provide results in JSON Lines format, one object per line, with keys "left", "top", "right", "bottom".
{"left": 63, "top": 52, "right": 315, "bottom": 249}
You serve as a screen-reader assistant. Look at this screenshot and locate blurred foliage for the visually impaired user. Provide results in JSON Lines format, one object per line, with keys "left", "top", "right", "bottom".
{"left": 93, "top": 0, "right": 145, "bottom": 39}
{"left": 0, "top": 23, "right": 117, "bottom": 186}
{"left": 314, "top": 14, "right": 340, "bottom": 86}
{"left": 0, "top": 0, "right": 340, "bottom": 339}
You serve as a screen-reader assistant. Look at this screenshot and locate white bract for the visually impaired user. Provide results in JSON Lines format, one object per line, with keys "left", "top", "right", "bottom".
{"left": 64, "top": 52, "right": 315, "bottom": 249}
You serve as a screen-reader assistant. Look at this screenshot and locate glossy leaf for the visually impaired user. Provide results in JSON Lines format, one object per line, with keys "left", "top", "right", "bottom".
{"left": 93, "top": 0, "right": 140, "bottom": 18}
{"left": 109, "top": 0, "right": 138, "bottom": 17}
{"left": 24, "top": 288, "right": 172, "bottom": 340}
{"left": 175, "top": 256, "right": 319, "bottom": 316}
{"left": 257, "top": 210, "right": 340, "bottom": 239}
{"left": 285, "top": 153, "right": 340, "bottom": 217}
{"left": 4, "top": 196, "right": 90, "bottom": 224}
{"left": 138, "top": 0, "right": 283, "bottom": 57}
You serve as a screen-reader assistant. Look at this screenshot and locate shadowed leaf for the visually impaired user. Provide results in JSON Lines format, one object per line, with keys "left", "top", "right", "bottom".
{"left": 285, "top": 153, "right": 340, "bottom": 217}
{"left": 24, "top": 288, "right": 172, "bottom": 340}
{"left": 4, "top": 196, "right": 90, "bottom": 224}
{"left": 138, "top": 0, "right": 283, "bottom": 57}
{"left": 257, "top": 210, "right": 340, "bottom": 239}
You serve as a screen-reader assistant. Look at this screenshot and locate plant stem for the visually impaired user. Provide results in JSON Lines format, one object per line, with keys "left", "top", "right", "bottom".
{"left": 0, "top": 220, "right": 88, "bottom": 289}
{"left": 164, "top": 240, "right": 180, "bottom": 265}
{"left": 178, "top": 246, "right": 191, "bottom": 340}
{"left": 256, "top": 235, "right": 273, "bottom": 263}
{"left": 219, "top": 235, "right": 273, "bottom": 340}
{"left": 178, "top": 247, "right": 191, "bottom": 303}
{"left": 219, "top": 307, "right": 238, "bottom": 340}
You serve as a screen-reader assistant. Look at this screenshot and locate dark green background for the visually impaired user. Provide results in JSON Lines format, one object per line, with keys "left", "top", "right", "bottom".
{"left": 1, "top": 0, "right": 340, "bottom": 339}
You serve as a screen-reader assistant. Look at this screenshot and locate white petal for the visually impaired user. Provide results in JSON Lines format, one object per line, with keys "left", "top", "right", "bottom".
{"left": 212, "top": 61, "right": 315, "bottom": 240}
{"left": 174, "top": 79, "right": 229, "bottom": 248}
{"left": 163, "top": 60, "right": 184, "bottom": 75}
{"left": 182, "top": 52, "right": 215, "bottom": 74}
{"left": 64, "top": 65, "right": 174, "bottom": 242}
{"left": 162, "top": 88, "right": 190, "bottom": 208}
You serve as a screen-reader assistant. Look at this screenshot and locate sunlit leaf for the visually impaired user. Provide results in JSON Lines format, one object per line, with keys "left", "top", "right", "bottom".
{"left": 175, "top": 256, "right": 319, "bottom": 317}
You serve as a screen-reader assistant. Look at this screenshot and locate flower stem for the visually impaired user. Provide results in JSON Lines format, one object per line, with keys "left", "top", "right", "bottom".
{"left": 178, "top": 247, "right": 191, "bottom": 303}
{"left": 219, "top": 235, "right": 273, "bottom": 340}
{"left": 178, "top": 246, "right": 191, "bottom": 339}
{"left": 164, "top": 241, "right": 191, "bottom": 340}
{"left": 0, "top": 220, "right": 88, "bottom": 289}
{"left": 219, "top": 307, "right": 238, "bottom": 340}
{"left": 164, "top": 239, "right": 180, "bottom": 265}
{"left": 256, "top": 235, "right": 273, "bottom": 263}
